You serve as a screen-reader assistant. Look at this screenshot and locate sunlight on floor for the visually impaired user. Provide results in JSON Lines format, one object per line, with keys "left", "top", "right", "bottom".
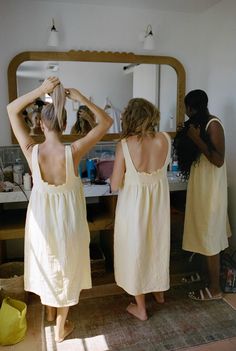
{"left": 44, "top": 326, "right": 109, "bottom": 351}
{"left": 78, "top": 335, "right": 109, "bottom": 351}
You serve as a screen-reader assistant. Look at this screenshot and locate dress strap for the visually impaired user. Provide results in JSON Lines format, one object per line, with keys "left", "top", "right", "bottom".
{"left": 121, "top": 139, "right": 137, "bottom": 174}
{"left": 161, "top": 132, "right": 171, "bottom": 169}
{"left": 31, "top": 144, "right": 42, "bottom": 183}
{"left": 205, "top": 118, "right": 224, "bottom": 131}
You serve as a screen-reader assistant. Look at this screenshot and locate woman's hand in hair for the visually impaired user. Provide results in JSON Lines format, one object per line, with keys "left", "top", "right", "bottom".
{"left": 6, "top": 79, "right": 61, "bottom": 171}
{"left": 40, "top": 77, "right": 60, "bottom": 95}
{"left": 65, "top": 88, "right": 85, "bottom": 102}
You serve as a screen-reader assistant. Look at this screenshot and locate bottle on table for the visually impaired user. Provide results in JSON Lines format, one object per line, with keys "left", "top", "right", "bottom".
{"left": 13, "top": 158, "right": 24, "bottom": 185}
{"left": 23, "top": 173, "right": 32, "bottom": 190}
{"left": 86, "top": 159, "right": 96, "bottom": 183}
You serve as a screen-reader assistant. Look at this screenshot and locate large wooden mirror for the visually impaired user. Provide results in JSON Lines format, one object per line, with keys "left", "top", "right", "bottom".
{"left": 8, "top": 51, "right": 186, "bottom": 143}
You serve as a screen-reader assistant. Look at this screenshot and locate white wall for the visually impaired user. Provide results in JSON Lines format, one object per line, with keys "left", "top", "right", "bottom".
{"left": 197, "top": 0, "right": 236, "bottom": 247}
{"left": 0, "top": 0, "right": 199, "bottom": 146}
{"left": 1, "top": 0, "right": 236, "bottom": 245}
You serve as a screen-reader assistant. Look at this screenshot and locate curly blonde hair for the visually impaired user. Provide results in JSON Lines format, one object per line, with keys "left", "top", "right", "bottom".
{"left": 120, "top": 98, "right": 160, "bottom": 139}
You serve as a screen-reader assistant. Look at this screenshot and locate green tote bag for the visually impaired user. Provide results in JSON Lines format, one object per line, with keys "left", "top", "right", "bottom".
{"left": 0, "top": 297, "right": 27, "bottom": 345}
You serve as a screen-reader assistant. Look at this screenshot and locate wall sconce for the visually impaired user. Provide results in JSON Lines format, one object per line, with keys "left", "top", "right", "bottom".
{"left": 139, "top": 24, "right": 155, "bottom": 50}
{"left": 48, "top": 18, "right": 59, "bottom": 47}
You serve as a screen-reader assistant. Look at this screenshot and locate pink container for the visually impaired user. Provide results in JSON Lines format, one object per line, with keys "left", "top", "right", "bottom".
{"left": 96, "top": 160, "right": 114, "bottom": 180}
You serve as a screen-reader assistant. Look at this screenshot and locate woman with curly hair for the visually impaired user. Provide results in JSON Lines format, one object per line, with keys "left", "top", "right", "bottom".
{"left": 174, "top": 89, "right": 230, "bottom": 301}
{"left": 111, "top": 98, "right": 171, "bottom": 320}
{"left": 70, "top": 105, "right": 96, "bottom": 135}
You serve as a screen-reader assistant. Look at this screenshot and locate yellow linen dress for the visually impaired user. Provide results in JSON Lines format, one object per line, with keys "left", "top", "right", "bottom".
{"left": 24, "top": 145, "right": 92, "bottom": 307}
{"left": 182, "top": 118, "right": 230, "bottom": 256}
{"left": 114, "top": 134, "right": 171, "bottom": 296}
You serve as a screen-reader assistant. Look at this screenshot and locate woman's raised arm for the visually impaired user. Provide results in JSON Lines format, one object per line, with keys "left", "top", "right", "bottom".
{"left": 67, "top": 88, "right": 113, "bottom": 162}
{"left": 7, "top": 77, "right": 60, "bottom": 168}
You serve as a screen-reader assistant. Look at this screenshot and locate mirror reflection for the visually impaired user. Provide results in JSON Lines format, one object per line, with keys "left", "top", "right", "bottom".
{"left": 16, "top": 61, "right": 177, "bottom": 135}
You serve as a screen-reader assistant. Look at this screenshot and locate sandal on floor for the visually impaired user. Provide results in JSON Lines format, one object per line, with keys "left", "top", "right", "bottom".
{"left": 188, "top": 287, "right": 223, "bottom": 301}
{"left": 181, "top": 272, "right": 201, "bottom": 284}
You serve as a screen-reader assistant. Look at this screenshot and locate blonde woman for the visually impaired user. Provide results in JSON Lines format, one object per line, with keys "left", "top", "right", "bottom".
{"left": 111, "top": 98, "right": 171, "bottom": 321}
{"left": 7, "top": 77, "right": 112, "bottom": 342}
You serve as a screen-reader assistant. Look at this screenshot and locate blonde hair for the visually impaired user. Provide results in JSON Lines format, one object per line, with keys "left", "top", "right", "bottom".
{"left": 121, "top": 98, "right": 160, "bottom": 139}
{"left": 41, "top": 84, "right": 67, "bottom": 132}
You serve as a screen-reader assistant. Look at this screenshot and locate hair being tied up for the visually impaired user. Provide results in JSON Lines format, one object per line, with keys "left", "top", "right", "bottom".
{"left": 121, "top": 98, "right": 160, "bottom": 140}
{"left": 41, "top": 83, "right": 67, "bottom": 133}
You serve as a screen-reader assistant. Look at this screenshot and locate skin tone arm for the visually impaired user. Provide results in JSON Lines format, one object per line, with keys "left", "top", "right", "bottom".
{"left": 7, "top": 77, "right": 60, "bottom": 170}
{"left": 66, "top": 88, "right": 113, "bottom": 164}
{"left": 110, "top": 142, "right": 125, "bottom": 192}
{"left": 187, "top": 120, "right": 225, "bottom": 167}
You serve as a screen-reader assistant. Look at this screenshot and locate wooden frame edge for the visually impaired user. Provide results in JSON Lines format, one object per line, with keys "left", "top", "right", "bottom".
{"left": 8, "top": 50, "right": 186, "bottom": 144}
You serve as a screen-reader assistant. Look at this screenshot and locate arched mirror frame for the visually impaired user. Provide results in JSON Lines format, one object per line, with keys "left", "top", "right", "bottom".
{"left": 8, "top": 50, "right": 186, "bottom": 143}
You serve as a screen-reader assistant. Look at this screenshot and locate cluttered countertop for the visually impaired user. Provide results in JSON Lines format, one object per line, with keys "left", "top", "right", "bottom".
{"left": 0, "top": 172, "right": 186, "bottom": 203}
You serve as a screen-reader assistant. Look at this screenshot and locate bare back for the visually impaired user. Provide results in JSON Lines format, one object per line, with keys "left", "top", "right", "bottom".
{"left": 126, "top": 133, "right": 169, "bottom": 174}
{"left": 38, "top": 142, "right": 67, "bottom": 186}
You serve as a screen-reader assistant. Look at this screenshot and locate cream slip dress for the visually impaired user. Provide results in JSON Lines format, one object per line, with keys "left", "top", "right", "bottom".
{"left": 24, "top": 144, "right": 92, "bottom": 307}
{"left": 183, "top": 118, "right": 230, "bottom": 256}
{"left": 114, "top": 133, "right": 171, "bottom": 296}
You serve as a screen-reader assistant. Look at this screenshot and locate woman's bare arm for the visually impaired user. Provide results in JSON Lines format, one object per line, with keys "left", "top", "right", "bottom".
{"left": 7, "top": 77, "right": 60, "bottom": 168}
{"left": 110, "top": 142, "right": 125, "bottom": 192}
{"left": 187, "top": 120, "right": 225, "bottom": 167}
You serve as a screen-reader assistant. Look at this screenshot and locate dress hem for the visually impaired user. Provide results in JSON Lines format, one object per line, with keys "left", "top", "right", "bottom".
{"left": 182, "top": 244, "right": 229, "bottom": 256}
{"left": 115, "top": 282, "right": 170, "bottom": 296}
{"left": 25, "top": 285, "right": 92, "bottom": 307}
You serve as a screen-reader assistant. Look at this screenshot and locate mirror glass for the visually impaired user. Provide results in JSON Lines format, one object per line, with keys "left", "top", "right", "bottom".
{"left": 16, "top": 60, "right": 177, "bottom": 135}
{"left": 8, "top": 51, "right": 186, "bottom": 142}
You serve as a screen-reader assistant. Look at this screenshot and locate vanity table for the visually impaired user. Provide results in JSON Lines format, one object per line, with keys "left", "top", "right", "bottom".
{"left": 0, "top": 176, "right": 187, "bottom": 262}
{"left": 0, "top": 183, "right": 114, "bottom": 237}
{"left": 0, "top": 184, "right": 116, "bottom": 263}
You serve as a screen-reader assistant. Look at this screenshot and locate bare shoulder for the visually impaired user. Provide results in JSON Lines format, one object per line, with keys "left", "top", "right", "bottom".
{"left": 126, "top": 135, "right": 137, "bottom": 143}
{"left": 207, "top": 115, "right": 224, "bottom": 131}
{"left": 154, "top": 132, "right": 170, "bottom": 146}
{"left": 207, "top": 116, "right": 225, "bottom": 148}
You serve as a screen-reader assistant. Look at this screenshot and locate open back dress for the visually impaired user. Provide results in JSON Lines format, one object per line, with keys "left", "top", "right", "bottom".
{"left": 114, "top": 133, "right": 171, "bottom": 295}
{"left": 24, "top": 144, "right": 92, "bottom": 307}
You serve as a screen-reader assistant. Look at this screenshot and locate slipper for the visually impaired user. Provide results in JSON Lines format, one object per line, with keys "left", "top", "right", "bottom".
{"left": 188, "top": 287, "right": 223, "bottom": 301}
{"left": 181, "top": 272, "right": 201, "bottom": 284}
